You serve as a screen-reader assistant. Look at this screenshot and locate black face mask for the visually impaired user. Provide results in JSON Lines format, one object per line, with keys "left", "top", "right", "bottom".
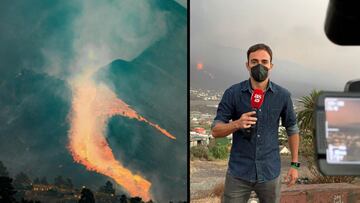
{"left": 250, "top": 64, "right": 268, "bottom": 82}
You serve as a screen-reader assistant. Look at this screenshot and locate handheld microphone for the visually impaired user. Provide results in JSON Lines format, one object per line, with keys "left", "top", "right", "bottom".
{"left": 251, "top": 89, "right": 265, "bottom": 110}
{"left": 245, "top": 89, "right": 265, "bottom": 140}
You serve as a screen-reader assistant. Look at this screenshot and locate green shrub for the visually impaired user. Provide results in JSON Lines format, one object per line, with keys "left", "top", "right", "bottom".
{"left": 209, "top": 145, "right": 228, "bottom": 159}
{"left": 207, "top": 152, "right": 215, "bottom": 161}
{"left": 216, "top": 137, "right": 230, "bottom": 146}
{"left": 190, "top": 145, "right": 209, "bottom": 160}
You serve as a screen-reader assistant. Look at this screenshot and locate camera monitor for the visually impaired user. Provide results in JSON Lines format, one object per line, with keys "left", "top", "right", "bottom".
{"left": 315, "top": 92, "right": 360, "bottom": 175}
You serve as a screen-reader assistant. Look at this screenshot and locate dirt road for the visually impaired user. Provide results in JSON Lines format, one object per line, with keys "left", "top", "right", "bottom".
{"left": 190, "top": 155, "right": 310, "bottom": 201}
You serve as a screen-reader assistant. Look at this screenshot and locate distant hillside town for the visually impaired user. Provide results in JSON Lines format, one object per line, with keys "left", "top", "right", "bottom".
{"left": 0, "top": 161, "right": 186, "bottom": 203}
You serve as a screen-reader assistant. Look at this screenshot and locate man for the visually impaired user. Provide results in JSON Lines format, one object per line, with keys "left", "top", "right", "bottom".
{"left": 211, "top": 43, "right": 300, "bottom": 203}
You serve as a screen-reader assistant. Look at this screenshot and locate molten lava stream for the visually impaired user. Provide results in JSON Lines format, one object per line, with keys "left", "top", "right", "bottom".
{"left": 68, "top": 81, "right": 175, "bottom": 201}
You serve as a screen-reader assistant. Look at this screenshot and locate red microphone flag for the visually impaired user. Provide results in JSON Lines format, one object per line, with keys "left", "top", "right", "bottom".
{"left": 250, "top": 89, "right": 265, "bottom": 109}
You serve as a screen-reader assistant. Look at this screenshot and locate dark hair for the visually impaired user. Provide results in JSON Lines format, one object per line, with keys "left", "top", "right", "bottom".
{"left": 247, "top": 43, "right": 272, "bottom": 62}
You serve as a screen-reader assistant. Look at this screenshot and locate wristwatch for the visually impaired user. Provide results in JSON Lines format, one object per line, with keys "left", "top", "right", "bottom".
{"left": 290, "top": 162, "right": 300, "bottom": 169}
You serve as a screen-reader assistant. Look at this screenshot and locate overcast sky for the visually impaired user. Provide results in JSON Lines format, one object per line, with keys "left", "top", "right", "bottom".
{"left": 191, "top": 0, "right": 360, "bottom": 97}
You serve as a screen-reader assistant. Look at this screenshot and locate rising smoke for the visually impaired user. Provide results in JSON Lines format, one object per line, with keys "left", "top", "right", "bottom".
{"left": 63, "top": 0, "right": 176, "bottom": 201}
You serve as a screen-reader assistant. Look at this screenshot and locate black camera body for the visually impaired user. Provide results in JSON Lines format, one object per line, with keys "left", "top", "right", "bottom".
{"left": 325, "top": 0, "right": 360, "bottom": 45}
{"left": 315, "top": 0, "right": 360, "bottom": 176}
{"left": 315, "top": 80, "right": 360, "bottom": 175}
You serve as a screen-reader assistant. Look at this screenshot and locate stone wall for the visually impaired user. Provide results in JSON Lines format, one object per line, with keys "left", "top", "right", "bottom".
{"left": 281, "top": 183, "right": 360, "bottom": 203}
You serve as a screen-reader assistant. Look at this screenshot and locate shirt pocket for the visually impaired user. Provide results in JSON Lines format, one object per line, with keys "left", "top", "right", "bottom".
{"left": 235, "top": 106, "right": 252, "bottom": 120}
{"left": 268, "top": 108, "right": 282, "bottom": 126}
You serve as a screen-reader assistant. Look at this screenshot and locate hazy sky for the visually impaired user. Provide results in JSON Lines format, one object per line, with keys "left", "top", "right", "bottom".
{"left": 191, "top": 0, "right": 360, "bottom": 97}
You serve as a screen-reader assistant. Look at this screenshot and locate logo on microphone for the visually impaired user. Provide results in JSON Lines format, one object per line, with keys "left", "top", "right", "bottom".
{"left": 254, "top": 94, "right": 262, "bottom": 103}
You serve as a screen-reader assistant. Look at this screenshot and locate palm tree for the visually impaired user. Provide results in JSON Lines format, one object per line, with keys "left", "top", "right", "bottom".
{"left": 297, "top": 90, "right": 320, "bottom": 160}
{"left": 297, "top": 90, "right": 320, "bottom": 131}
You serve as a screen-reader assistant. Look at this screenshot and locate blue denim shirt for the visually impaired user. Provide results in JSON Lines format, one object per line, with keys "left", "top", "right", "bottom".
{"left": 212, "top": 79, "right": 299, "bottom": 183}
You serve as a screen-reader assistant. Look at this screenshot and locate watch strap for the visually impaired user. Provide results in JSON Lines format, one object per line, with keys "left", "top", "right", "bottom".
{"left": 290, "top": 162, "right": 300, "bottom": 169}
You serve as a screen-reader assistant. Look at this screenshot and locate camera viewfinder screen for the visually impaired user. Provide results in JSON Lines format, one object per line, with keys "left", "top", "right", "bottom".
{"left": 325, "top": 97, "right": 360, "bottom": 164}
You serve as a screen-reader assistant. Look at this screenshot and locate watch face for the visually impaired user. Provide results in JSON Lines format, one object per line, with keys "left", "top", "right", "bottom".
{"left": 291, "top": 162, "right": 300, "bottom": 167}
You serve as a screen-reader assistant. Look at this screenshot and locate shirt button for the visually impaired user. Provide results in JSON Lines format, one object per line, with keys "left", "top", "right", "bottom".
{"left": 257, "top": 134, "right": 260, "bottom": 138}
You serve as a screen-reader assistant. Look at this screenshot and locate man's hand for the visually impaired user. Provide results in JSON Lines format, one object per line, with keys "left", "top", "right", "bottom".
{"left": 232, "top": 111, "right": 257, "bottom": 129}
{"left": 285, "top": 167, "right": 298, "bottom": 187}
{"left": 212, "top": 111, "right": 257, "bottom": 138}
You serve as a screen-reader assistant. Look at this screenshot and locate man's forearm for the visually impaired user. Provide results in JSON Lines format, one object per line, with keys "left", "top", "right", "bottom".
{"left": 211, "top": 122, "right": 238, "bottom": 138}
{"left": 288, "top": 133, "right": 300, "bottom": 162}
{"left": 212, "top": 111, "right": 257, "bottom": 138}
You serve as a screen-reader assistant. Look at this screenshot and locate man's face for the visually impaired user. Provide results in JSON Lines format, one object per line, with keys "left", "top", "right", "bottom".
{"left": 246, "top": 49, "right": 273, "bottom": 71}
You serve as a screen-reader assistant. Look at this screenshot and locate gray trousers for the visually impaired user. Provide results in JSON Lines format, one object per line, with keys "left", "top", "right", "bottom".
{"left": 223, "top": 172, "right": 281, "bottom": 203}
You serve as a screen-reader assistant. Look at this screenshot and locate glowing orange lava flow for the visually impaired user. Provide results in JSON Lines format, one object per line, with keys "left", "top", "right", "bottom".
{"left": 68, "top": 79, "right": 175, "bottom": 201}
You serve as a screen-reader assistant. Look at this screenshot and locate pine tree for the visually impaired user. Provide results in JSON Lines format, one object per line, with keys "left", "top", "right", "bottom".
{"left": 54, "top": 175, "right": 65, "bottom": 188}
{"left": 65, "top": 178, "right": 73, "bottom": 189}
{"left": 0, "top": 176, "right": 17, "bottom": 203}
{"left": 33, "top": 178, "right": 40, "bottom": 184}
{"left": 40, "top": 177, "right": 48, "bottom": 185}
{"left": 98, "top": 180, "right": 115, "bottom": 195}
{"left": 130, "top": 197, "right": 143, "bottom": 203}
{"left": 0, "top": 161, "right": 9, "bottom": 177}
{"left": 13, "top": 172, "right": 32, "bottom": 190}
{"left": 79, "top": 188, "right": 95, "bottom": 203}
{"left": 119, "top": 194, "right": 127, "bottom": 203}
